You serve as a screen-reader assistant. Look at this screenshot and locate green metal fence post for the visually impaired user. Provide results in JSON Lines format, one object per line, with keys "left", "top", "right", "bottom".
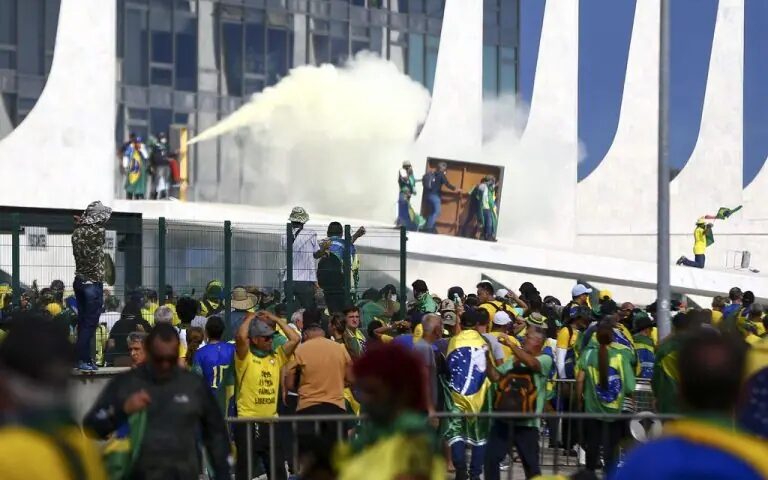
{"left": 158, "top": 217, "right": 166, "bottom": 296}
{"left": 224, "top": 221, "right": 232, "bottom": 325}
{"left": 285, "top": 223, "right": 294, "bottom": 318}
{"left": 343, "top": 225, "right": 352, "bottom": 306}
{"left": 11, "top": 213, "right": 20, "bottom": 308}
{"left": 399, "top": 226, "right": 407, "bottom": 319}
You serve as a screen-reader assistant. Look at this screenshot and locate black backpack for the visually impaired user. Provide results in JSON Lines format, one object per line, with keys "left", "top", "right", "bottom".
{"left": 495, "top": 364, "right": 538, "bottom": 413}
{"left": 317, "top": 253, "right": 343, "bottom": 290}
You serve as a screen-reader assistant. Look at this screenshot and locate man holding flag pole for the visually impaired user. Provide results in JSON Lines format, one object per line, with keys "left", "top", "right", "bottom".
{"left": 676, "top": 205, "right": 742, "bottom": 269}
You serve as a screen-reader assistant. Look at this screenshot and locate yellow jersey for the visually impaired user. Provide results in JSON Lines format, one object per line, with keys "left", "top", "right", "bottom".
{"left": 693, "top": 226, "right": 707, "bottom": 255}
{"left": 0, "top": 426, "right": 107, "bottom": 480}
{"left": 235, "top": 347, "right": 289, "bottom": 417}
{"left": 489, "top": 331, "right": 519, "bottom": 361}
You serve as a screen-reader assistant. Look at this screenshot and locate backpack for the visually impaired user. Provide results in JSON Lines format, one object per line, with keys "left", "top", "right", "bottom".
{"left": 494, "top": 365, "right": 538, "bottom": 413}
{"left": 423, "top": 172, "right": 437, "bottom": 192}
{"left": 317, "top": 253, "right": 343, "bottom": 290}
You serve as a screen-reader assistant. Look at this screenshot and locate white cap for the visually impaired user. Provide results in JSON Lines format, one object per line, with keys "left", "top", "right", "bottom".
{"left": 571, "top": 284, "right": 592, "bottom": 297}
{"left": 495, "top": 288, "right": 509, "bottom": 298}
{"left": 493, "top": 311, "right": 513, "bottom": 326}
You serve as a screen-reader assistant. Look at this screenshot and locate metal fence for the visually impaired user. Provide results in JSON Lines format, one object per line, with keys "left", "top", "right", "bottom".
{"left": 227, "top": 409, "right": 676, "bottom": 480}
{"left": 0, "top": 208, "right": 407, "bottom": 318}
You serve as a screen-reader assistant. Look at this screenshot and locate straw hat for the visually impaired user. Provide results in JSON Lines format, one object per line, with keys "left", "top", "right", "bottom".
{"left": 289, "top": 207, "right": 309, "bottom": 224}
{"left": 231, "top": 287, "right": 255, "bottom": 311}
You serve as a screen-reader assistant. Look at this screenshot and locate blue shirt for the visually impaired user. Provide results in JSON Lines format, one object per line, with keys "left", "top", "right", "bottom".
{"left": 613, "top": 437, "right": 763, "bottom": 480}
{"left": 193, "top": 342, "right": 236, "bottom": 392}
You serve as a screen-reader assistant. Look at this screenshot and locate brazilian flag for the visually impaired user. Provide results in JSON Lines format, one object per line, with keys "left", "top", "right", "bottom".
{"left": 441, "top": 330, "right": 493, "bottom": 446}
{"left": 715, "top": 205, "right": 742, "bottom": 220}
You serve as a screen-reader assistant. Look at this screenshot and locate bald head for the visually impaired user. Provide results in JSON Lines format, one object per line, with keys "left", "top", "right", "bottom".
{"left": 421, "top": 314, "right": 443, "bottom": 341}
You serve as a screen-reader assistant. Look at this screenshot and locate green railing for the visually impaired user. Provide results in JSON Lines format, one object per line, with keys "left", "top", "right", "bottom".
{"left": 0, "top": 208, "right": 407, "bottom": 318}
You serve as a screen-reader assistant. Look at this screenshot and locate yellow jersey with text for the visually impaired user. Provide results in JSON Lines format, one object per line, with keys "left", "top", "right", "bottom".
{"left": 235, "top": 347, "right": 289, "bottom": 417}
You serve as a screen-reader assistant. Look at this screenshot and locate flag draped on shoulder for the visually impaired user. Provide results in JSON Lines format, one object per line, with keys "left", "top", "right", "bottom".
{"left": 441, "top": 330, "right": 493, "bottom": 446}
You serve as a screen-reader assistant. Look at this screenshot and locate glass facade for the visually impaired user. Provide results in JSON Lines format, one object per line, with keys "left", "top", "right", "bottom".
{"left": 0, "top": 0, "right": 60, "bottom": 139}
{"left": 483, "top": 0, "right": 518, "bottom": 98}
{"left": 0, "top": 0, "right": 519, "bottom": 200}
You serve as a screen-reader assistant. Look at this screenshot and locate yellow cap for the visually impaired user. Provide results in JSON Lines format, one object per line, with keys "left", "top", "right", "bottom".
{"left": 45, "top": 303, "right": 62, "bottom": 316}
{"left": 696, "top": 217, "right": 706, "bottom": 225}
{"left": 598, "top": 289, "right": 612, "bottom": 300}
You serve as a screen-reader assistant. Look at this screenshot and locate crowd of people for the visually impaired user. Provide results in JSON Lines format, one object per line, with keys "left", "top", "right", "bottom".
{"left": 0, "top": 202, "right": 766, "bottom": 479}
{"left": 120, "top": 132, "right": 180, "bottom": 200}
{"left": 397, "top": 161, "right": 499, "bottom": 241}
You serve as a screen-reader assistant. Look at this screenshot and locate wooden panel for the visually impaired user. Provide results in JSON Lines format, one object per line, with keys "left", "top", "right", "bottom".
{"left": 419, "top": 158, "right": 503, "bottom": 237}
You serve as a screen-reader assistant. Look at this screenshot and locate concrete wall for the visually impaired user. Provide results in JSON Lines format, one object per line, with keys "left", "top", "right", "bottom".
{"left": 0, "top": 0, "right": 116, "bottom": 210}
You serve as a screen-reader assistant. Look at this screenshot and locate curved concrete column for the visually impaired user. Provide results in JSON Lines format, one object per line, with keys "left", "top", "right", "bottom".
{"left": 577, "top": 0, "right": 659, "bottom": 237}
{"left": 744, "top": 156, "right": 768, "bottom": 219}
{"left": 0, "top": 0, "right": 116, "bottom": 210}
{"left": 496, "top": 0, "right": 579, "bottom": 248}
{"left": 670, "top": 0, "right": 743, "bottom": 230}
{"left": 411, "top": 0, "right": 483, "bottom": 169}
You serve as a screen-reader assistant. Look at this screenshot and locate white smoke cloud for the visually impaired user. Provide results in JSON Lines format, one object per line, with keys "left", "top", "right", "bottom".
{"left": 189, "top": 53, "right": 431, "bottom": 223}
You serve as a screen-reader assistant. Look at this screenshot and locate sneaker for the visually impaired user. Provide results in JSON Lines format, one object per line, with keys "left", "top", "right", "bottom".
{"left": 77, "top": 361, "right": 96, "bottom": 372}
{"left": 88, "top": 361, "right": 100, "bottom": 371}
{"left": 499, "top": 455, "right": 511, "bottom": 471}
{"left": 676, "top": 256, "right": 686, "bottom": 266}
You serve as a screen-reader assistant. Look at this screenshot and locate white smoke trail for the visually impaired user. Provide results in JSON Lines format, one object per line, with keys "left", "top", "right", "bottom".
{"left": 189, "top": 53, "right": 431, "bottom": 223}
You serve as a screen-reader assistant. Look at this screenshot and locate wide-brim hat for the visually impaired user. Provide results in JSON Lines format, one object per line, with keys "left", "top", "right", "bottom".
{"left": 231, "top": 287, "right": 255, "bottom": 310}
{"left": 289, "top": 207, "right": 309, "bottom": 224}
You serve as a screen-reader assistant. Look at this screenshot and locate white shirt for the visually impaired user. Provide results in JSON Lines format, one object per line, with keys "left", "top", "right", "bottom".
{"left": 100, "top": 311, "right": 121, "bottom": 333}
{"left": 281, "top": 229, "right": 319, "bottom": 282}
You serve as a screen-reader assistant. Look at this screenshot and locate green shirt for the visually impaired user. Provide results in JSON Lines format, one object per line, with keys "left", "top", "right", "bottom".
{"left": 577, "top": 346, "right": 636, "bottom": 417}
{"left": 496, "top": 353, "right": 553, "bottom": 428}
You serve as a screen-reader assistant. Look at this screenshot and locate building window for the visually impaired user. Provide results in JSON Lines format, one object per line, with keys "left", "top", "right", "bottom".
{"left": 483, "top": 0, "right": 519, "bottom": 98}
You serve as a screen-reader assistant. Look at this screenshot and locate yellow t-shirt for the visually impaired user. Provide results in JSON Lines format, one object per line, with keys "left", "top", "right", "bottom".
{"left": 556, "top": 326, "right": 579, "bottom": 349}
{"left": 0, "top": 426, "right": 107, "bottom": 480}
{"left": 141, "top": 303, "right": 158, "bottom": 326}
{"left": 693, "top": 226, "right": 707, "bottom": 255}
{"left": 746, "top": 333, "right": 762, "bottom": 345}
{"left": 235, "top": 347, "right": 289, "bottom": 417}
{"left": 650, "top": 326, "right": 659, "bottom": 346}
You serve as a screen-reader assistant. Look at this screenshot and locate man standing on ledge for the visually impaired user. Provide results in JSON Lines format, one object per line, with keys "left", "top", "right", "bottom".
{"left": 72, "top": 201, "right": 111, "bottom": 372}
{"left": 422, "top": 161, "right": 458, "bottom": 233}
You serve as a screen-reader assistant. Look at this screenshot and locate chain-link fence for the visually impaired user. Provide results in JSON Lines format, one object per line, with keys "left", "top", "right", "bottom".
{"left": 1, "top": 208, "right": 407, "bottom": 322}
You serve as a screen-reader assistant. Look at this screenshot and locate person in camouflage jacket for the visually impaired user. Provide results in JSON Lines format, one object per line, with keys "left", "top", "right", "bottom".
{"left": 71, "top": 201, "right": 112, "bottom": 371}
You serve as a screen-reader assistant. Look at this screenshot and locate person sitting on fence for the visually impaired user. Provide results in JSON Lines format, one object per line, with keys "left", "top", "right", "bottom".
{"left": 576, "top": 320, "right": 636, "bottom": 475}
{"left": 318, "top": 222, "right": 366, "bottom": 312}
{"left": 334, "top": 342, "right": 445, "bottom": 480}
{"left": 283, "top": 206, "right": 322, "bottom": 311}
{"left": 233, "top": 311, "right": 300, "bottom": 480}
{"left": 484, "top": 324, "right": 553, "bottom": 480}
{"left": 200, "top": 280, "right": 225, "bottom": 317}
{"left": 616, "top": 329, "right": 768, "bottom": 480}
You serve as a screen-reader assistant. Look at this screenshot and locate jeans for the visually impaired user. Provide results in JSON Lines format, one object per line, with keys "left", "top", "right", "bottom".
{"left": 398, "top": 192, "right": 418, "bottom": 231}
{"left": 484, "top": 422, "right": 541, "bottom": 480}
{"left": 425, "top": 193, "right": 441, "bottom": 231}
{"left": 583, "top": 419, "right": 625, "bottom": 474}
{"left": 73, "top": 277, "right": 103, "bottom": 363}
{"left": 482, "top": 209, "right": 495, "bottom": 240}
{"left": 450, "top": 441, "right": 485, "bottom": 479}
{"left": 681, "top": 254, "right": 705, "bottom": 268}
{"left": 289, "top": 281, "right": 317, "bottom": 311}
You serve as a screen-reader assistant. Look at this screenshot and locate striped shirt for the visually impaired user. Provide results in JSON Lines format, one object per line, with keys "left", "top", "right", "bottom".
{"left": 282, "top": 230, "right": 319, "bottom": 282}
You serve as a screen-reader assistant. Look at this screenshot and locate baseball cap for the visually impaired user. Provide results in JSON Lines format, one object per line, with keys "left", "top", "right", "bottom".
{"left": 571, "top": 284, "right": 592, "bottom": 297}
{"left": 441, "top": 311, "right": 458, "bottom": 326}
{"left": 493, "top": 311, "right": 512, "bottom": 326}
{"left": 598, "top": 289, "right": 612, "bottom": 301}
{"left": 440, "top": 298, "right": 456, "bottom": 312}
{"left": 495, "top": 289, "right": 510, "bottom": 298}
{"left": 249, "top": 319, "right": 276, "bottom": 338}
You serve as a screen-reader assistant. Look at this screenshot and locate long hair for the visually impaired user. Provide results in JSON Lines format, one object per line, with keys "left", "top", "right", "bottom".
{"left": 596, "top": 321, "right": 613, "bottom": 390}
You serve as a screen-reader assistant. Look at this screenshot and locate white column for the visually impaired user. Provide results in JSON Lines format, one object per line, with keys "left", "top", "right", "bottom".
{"left": 0, "top": 0, "right": 116, "bottom": 209}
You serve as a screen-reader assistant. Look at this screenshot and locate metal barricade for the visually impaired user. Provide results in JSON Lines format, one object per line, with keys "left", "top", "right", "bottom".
{"left": 227, "top": 411, "right": 679, "bottom": 480}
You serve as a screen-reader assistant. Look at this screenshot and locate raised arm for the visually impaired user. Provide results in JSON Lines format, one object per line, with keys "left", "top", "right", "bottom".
{"left": 235, "top": 312, "right": 256, "bottom": 360}
{"left": 258, "top": 311, "right": 301, "bottom": 357}
{"left": 509, "top": 343, "right": 542, "bottom": 373}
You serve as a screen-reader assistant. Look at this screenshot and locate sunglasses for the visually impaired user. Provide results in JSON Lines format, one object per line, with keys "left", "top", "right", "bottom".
{"left": 258, "top": 335, "right": 274, "bottom": 341}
